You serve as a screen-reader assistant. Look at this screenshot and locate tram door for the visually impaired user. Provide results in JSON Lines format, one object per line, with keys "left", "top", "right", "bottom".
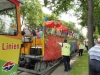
{"left": 0, "top": 0, "right": 22, "bottom": 75}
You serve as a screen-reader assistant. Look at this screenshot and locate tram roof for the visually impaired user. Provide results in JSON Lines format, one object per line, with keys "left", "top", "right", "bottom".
{"left": 0, "top": 0, "right": 23, "bottom": 11}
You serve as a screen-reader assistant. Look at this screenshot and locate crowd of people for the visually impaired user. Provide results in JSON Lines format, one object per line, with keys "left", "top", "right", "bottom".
{"left": 21, "top": 27, "right": 43, "bottom": 38}
{"left": 22, "top": 27, "right": 100, "bottom": 75}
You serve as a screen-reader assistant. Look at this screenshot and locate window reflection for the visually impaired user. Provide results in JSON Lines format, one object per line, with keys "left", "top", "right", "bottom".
{"left": 0, "top": 8, "right": 17, "bottom": 35}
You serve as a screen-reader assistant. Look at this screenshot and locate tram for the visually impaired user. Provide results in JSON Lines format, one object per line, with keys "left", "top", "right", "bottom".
{"left": 0, "top": 0, "right": 22, "bottom": 75}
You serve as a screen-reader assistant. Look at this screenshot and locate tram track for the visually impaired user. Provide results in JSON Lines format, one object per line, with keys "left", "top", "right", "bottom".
{"left": 18, "top": 59, "right": 62, "bottom": 75}
{"left": 18, "top": 61, "right": 61, "bottom": 75}
{"left": 18, "top": 53, "right": 78, "bottom": 75}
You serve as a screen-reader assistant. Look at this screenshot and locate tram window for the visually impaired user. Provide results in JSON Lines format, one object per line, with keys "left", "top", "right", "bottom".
{"left": 0, "top": 5, "right": 17, "bottom": 35}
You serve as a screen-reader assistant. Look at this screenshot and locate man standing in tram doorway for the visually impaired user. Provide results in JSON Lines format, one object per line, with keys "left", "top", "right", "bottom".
{"left": 62, "top": 39, "right": 71, "bottom": 72}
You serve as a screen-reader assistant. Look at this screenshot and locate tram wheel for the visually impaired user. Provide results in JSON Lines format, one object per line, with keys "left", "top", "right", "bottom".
{"left": 35, "top": 61, "right": 48, "bottom": 72}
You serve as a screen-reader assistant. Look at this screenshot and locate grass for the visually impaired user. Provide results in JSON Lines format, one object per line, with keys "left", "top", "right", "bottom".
{"left": 70, "top": 50, "right": 89, "bottom": 75}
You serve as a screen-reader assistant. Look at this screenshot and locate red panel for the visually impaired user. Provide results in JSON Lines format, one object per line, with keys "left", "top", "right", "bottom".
{"left": 46, "top": 20, "right": 62, "bottom": 28}
{"left": 44, "top": 36, "right": 64, "bottom": 61}
{"left": 10, "top": 0, "right": 19, "bottom": 6}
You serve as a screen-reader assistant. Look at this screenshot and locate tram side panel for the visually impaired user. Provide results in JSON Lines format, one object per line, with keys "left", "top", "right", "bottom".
{"left": 20, "top": 35, "right": 64, "bottom": 59}
{"left": 44, "top": 36, "right": 64, "bottom": 61}
{"left": 21, "top": 37, "right": 42, "bottom": 55}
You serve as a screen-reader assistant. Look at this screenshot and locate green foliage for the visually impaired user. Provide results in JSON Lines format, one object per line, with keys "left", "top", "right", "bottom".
{"left": 74, "top": 0, "right": 87, "bottom": 27}
{"left": 61, "top": 20, "right": 76, "bottom": 30}
{"left": 0, "top": 18, "right": 5, "bottom": 33}
{"left": 93, "top": 26, "right": 100, "bottom": 39}
{"left": 44, "top": 0, "right": 74, "bottom": 14}
{"left": 20, "top": 0, "right": 43, "bottom": 29}
{"left": 60, "top": 20, "right": 82, "bottom": 37}
{"left": 77, "top": 0, "right": 100, "bottom": 35}
{"left": 93, "top": 0, "right": 100, "bottom": 33}
{"left": 43, "top": 13, "right": 59, "bottom": 21}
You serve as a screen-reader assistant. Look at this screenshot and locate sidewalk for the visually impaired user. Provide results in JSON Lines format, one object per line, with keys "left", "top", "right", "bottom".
{"left": 51, "top": 53, "right": 79, "bottom": 75}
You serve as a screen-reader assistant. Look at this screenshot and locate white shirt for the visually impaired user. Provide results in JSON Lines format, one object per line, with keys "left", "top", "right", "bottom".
{"left": 24, "top": 30, "right": 31, "bottom": 34}
{"left": 88, "top": 44, "right": 100, "bottom": 61}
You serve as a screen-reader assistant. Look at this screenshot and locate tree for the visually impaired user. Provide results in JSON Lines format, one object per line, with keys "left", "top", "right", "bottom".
{"left": 44, "top": 0, "right": 73, "bottom": 15}
{"left": 44, "top": 0, "right": 94, "bottom": 48}
{"left": 43, "top": 13, "right": 59, "bottom": 21}
{"left": 20, "top": 0, "right": 43, "bottom": 29}
{"left": 79, "top": 0, "right": 100, "bottom": 32}
{"left": 87, "top": 0, "right": 94, "bottom": 48}
{"left": 78, "top": 0, "right": 100, "bottom": 47}
{"left": 0, "top": 18, "right": 5, "bottom": 33}
{"left": 60, "top": 20, "right": 76, "bottom": 30}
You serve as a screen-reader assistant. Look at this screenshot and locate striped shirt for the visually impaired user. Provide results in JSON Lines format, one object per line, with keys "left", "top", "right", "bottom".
{"left": 88, "top": 44, "right": 100, "bottom": 61}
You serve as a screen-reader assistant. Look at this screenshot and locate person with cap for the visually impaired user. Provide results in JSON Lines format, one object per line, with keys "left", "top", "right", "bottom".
{"left": 62, "top": 39, "right": 71, "bottom": 72}
{"left": 88, "top": 38, "right": 100, "bottom": 75}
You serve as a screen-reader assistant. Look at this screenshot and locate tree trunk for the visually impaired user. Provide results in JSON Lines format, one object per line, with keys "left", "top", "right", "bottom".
{"left": 87, "top": 0, "right": 94, "bottom": 49}
{"left": 87, "top": 0, "right": 94, "bottom": 75}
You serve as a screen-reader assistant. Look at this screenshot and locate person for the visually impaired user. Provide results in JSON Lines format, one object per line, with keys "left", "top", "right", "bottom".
{"left": 31, "top": 29, "right": 36, "bottom": 36}
{"left": 24, "top": 27, "right": 31, "bottom": 34}
{"left": 61, "top": 39, "right": 71, "bottom": 72}
{"left": 21, "top": 30, "right": 25, "bottom": 36}
{"left": 38, "top": 29, "right": 43, "bottom": 38}
{"left": 85, "top": 41, "right": 88, "bottom": 50}
{"left": 88, "top": 38, "right": 100, "bottom": 75}
{"left": 35, "top": 29, "right": 40, "bottom": 38}
{"left": 79, "top": 41, "right": 84, "bottom": 56}
{"left": 13, "top": 24, "right": 17, "bottom": 35}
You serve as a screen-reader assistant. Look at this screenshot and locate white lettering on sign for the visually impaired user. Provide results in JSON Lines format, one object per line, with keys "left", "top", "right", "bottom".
{"left": 8, "top": 72, "right": 17, "bottom": 75}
